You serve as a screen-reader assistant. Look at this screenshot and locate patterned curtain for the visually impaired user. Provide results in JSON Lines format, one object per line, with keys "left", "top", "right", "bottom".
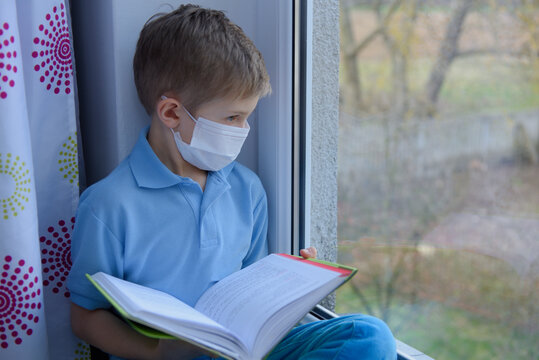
{"left": 0, "top": 1, "right": 89, "bottom": 359}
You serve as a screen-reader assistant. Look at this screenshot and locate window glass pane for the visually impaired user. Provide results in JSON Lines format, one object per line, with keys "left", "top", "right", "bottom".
{"left": 337, "top": 1, "right": 538, "bottom": 359}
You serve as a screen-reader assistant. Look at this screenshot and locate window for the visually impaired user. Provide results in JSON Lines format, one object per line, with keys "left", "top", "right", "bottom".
{"left": 337, "top": 1, "right": 539, "bottom": 359}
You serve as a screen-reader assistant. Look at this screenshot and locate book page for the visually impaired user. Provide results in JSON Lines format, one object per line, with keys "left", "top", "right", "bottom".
{"left": 92, "top": 272, "right": 226, "bottom": 332}
{"left": 194, "top": 254, "right": 339, "bottom": 351}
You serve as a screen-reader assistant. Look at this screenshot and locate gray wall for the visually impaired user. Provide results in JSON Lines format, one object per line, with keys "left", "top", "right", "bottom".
{"left": 310, "top": 0, "right": 340, "bottom": 309}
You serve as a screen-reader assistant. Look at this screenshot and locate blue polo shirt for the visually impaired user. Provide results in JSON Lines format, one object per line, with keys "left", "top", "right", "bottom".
{"left": 67, "top": 126, "right": 268, "bottom": 310}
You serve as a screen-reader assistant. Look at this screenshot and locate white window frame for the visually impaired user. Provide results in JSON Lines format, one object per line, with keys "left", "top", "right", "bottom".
{"left": 292, "top": 0, "right": 313, "bottom": 255}
{"left": 255, "top": 0, "right": 294, "bottom": 255}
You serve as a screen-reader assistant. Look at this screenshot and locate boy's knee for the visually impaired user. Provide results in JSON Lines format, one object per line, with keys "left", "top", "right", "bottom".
{"left": 270, "top": 315, "right": 396, "bottom": 360}
{"left": 344, "top": 314, "right": 396, "bottom": 360}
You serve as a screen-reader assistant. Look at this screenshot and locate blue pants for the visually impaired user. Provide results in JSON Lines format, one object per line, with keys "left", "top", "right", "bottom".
{"left": 266, "top": 314, "right": 396, "bottom": 360}
{"left": 199, "top": 314, "right": 396, "bottom": 359}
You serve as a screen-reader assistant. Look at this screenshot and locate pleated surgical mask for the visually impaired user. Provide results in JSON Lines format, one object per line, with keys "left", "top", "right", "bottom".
{"left": 163, "top": 96, "right": 250, "bottom": 171}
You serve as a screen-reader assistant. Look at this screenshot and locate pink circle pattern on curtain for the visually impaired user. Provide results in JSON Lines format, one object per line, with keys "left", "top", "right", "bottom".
{"left": 39, "top": 218, "right": 74, "bottom": 298}
{"left": 0, "top": 22, "right": 18, "bottom": 99}
{"left": 0, "top": 256, "right": 42, "bottom": 349}
{"left": 32, "top": 3, "right": 72, "bottom": 95}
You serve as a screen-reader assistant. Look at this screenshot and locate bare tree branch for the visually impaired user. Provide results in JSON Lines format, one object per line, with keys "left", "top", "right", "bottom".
{"left": 346, "top": 0, "right": 403, "bottom": 58}
{"left": 380, "top": 247, "right": 408, "bottom": 324}
{"left": 424, "top": 0, "right": 475, "bottom": 111}
{"left": 376, "top": 0, "right": 417, "bottom": 120}
{"left": 348, "top": 280, "right": 375, "bottom": 315}
{"left": 347, "top": 27, "right": 384, "bottom": 58}
{"left": 341, "top": 0, "right": 362, "bottom": 111}
{"left": 457, "top": 48, "right": 521, "bottom": 58}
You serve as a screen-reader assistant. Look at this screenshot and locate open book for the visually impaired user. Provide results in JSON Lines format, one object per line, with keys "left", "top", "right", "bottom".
{"left": 87, "top": 253, "right": 356, "bottom": 360}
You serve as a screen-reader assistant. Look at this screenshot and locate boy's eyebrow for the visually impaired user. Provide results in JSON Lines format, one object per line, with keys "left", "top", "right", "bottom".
{"left": 227, "top": 110, "right": 250, "bottom": 116}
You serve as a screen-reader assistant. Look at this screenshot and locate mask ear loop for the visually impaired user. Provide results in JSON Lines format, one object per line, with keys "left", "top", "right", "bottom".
{"left": 161, "top": 95, "right": 198, "bottom": 124}
{"left": 182, "top": 106, "right": 198, "bottom": 124}
{"left": 161, "top": 95, "right": 197, "bottom": 124}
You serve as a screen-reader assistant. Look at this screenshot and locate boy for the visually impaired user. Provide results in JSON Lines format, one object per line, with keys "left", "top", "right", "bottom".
{"left": 67, "top": 4, "right": 396, "bottom": 360}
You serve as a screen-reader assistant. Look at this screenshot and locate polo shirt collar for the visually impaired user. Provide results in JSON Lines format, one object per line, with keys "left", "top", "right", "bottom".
{"left": 129, "top": 126, "right": 236, "bottom": 189}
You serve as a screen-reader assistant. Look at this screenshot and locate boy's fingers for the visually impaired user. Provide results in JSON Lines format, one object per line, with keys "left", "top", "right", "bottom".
{"left": 300, "top": 246, "right": 317, "bottom": 259}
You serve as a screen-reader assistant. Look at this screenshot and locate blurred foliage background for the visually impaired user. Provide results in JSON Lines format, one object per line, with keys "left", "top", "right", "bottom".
{"left": 336, "top": 0, "right": 539, "bottom": 358}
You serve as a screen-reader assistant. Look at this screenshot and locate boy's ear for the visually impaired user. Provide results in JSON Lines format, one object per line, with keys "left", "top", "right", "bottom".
{"left": 156, "top": 96, "right": 182, "bottom": 129}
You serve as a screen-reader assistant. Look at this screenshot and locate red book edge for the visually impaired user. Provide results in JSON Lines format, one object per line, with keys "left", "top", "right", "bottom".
{"left": 277, "top": 253, "right": 353, "bottom": 278}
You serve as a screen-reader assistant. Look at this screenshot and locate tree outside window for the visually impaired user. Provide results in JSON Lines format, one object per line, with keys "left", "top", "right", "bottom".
{"left": 337, "top": 0, "right": 538, "bottom": 358}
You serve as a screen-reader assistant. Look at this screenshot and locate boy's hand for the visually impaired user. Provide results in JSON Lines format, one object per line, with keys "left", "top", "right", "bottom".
{"left": 152, "top": 339, "right": 217, "bottom": 360}
{"left": 300, "top": 246, "right": 317, "bottom": 259}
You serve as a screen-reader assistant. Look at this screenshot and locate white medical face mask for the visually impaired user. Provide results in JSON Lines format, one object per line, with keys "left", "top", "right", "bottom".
{"left": 168, "top": 101, "right": 250, "bottom": 171}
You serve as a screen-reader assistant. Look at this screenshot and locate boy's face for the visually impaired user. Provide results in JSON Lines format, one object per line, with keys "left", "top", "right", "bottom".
{"left": 178, "top": 95, "right": 259, "bottom": 145}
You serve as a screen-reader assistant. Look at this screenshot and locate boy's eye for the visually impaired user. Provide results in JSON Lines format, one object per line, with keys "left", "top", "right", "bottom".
{"left": 226, "top": 115, "right": 240, "bottom": 122}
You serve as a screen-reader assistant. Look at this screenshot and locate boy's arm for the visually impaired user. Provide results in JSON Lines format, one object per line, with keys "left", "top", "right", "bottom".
{"left": 71, "top": 302, "right": 213, "bottom": 360}
{"left": 70, "top": 302, "right": 158, "bottom": 359}
{"left": 242, "top": 192, "right": 269, "bottom": 267}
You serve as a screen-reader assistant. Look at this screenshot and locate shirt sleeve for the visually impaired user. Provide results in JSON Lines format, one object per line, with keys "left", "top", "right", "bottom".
{"left": 67, "top": 201, "right": 124, "bottom": 310}
{"left": 242, "top": 192, "right": 268, "bottom": 268}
